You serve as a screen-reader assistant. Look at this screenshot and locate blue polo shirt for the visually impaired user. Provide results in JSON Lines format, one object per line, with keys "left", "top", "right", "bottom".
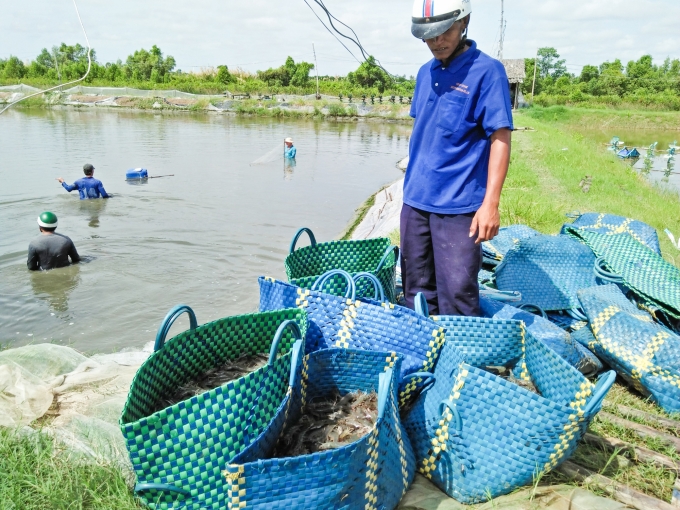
{"left": 61, "top": 177, "right": 110, "bottom": 200}
{"left": 405, "top": 40, "right": 513, "bottom": 214}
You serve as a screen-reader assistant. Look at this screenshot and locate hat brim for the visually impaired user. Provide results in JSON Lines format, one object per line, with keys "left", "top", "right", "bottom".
{"left": 411, "top": 18, "right": 456, "bottom": 40}
{"left": 37, "top": 218, "right": 57, "bottom": 228}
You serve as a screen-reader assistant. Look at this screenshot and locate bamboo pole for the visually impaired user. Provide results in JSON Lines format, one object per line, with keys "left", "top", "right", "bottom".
{"left": 557, "top": 460, "right": 676, "bottom": 510}
{"left": 582, "top": 433, "right": 680, "bottom": 473}
{"left": 611, "top": 404, "right": 680, "bottom": 431}
{"left": 599, "top": 412, "right": 680, "bottom": 452}
{"left": 531, "top": 48, "right": 538, "bottom": 103}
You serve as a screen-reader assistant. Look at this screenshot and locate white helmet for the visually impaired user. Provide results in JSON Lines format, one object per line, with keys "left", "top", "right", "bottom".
{"left": 411, "top": 0, "right": 471, "bottom": 40}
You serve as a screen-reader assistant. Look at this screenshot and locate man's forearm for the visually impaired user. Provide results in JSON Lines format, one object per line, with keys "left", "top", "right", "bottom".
{"left": 484, "top": 128, "right": 511, "bottom": 206}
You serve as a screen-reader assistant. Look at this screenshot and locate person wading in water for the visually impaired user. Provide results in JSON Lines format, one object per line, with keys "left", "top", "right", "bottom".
{"left": 57, "top": 163, "right": 111, "bottom": 200}
{"left": 27, "top": 212, "right": 80, "bottom": 271}
{"left": 401, "top": 0, "right": 513, "bottom": 316}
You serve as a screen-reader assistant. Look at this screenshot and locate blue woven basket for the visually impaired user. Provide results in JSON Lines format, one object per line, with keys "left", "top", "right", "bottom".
{"left": 120, "top": 306, "right": 307, "bottom": 509}
{"left": 285, "top": 227, "right": 399, "bottom": 303}
{"left": 259, "top": 270, "right": 446, "bottom": 405}
{"left": 482, "top": 225, "right": 540, "bottom": 266}
{"left": 578, "top": 284, "right": 680, "bottom": 413}
{"left": 403, "top": 310, "right": 615, "bottom": 503}
{"left": 479, "top": 296, "right": 602, "bottom": 377}
{"left": 561, "top": 212, "right": 661, "bottom": 255}
{"left": 222, "top": 348, "right": 416, "bottom": 509}
{"left": 495, "top": 234, "right": 598, "bottom": 313}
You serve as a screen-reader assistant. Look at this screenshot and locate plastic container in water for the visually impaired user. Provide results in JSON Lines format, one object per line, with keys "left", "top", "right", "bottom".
{"left": 126, "top": 168, "right": 148, "bottom": 180}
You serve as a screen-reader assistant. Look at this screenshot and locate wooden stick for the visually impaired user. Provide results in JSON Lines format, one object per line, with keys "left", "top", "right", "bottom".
{"left": 611, "top": 404, "right": 680, "bottom": 431}
{"left": 148, "top": 174, "right": 175, "bottom": 179}
{"left": 557, "top": 460, "right": 676, "bottom": 510}
{"left": 582, "top": 433, "right": 680, "bottom": 473}
{"left": 599, "top": 412, "right": 680, "bottom": 452}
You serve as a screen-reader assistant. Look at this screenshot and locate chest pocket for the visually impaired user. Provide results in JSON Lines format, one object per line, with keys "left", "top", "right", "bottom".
{"left": 436, "top": 94, "right": 469, "bottom": 135}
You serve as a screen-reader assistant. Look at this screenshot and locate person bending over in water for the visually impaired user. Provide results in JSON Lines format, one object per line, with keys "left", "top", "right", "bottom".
{"left": 27, "top": 212, "right": 80, "bottom": 271}
{"left": 57, "top": 163, "right": 110, "bottom": 199}
{"left": 284, "top": 138, "right": 296, "bottom": 159}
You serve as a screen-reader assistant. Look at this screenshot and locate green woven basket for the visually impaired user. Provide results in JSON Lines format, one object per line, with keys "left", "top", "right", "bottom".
{"left": 120, "top": 306, "right": 308, "bottom": 510}
{"left": 284, "top": 227, "right": 399, "bottom": 303}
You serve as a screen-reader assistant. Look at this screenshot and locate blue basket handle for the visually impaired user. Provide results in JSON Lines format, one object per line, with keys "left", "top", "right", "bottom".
{"left": 288, "top": 339, "right": 304, "bottom": 387}
{"left": 480, "top": 286, "right": 522, "bottom": 303}
{"left": 583, "top": 370, "right": 616, "bottom": 417}
{"left": 401, "top": 372, "right": 436, "bottom": 395}
{"left": 414, "top": 292, "right": 429, "bottom": 317}
{"left": 154, "top": 305, "right": 198, "bottom": 352}
{"left": 353, "top": 272, "right": 386, "bottom": 302}
{"left": 518, "top": 303, "right": 548, "bottom": 319}
{"left": 566, "top": 308, "right": 588, "bottom": 321}
{"left": 438, "top": 399, "right": 463, "bottom": 432}
{"left": 135, "top": 483, "right": 191, "bottom": 497}
{"left": 565, "top": 211, "right": 582, "bottom": 220}
{"left": 268, "top": 320, "right": 303, "bottom": 365}
{"left": 312, "top": 269, "right": 356, "bottom": 299}
{"left": 375, "top": 245, "right": 399, "bottom": 273}
{"left": 594, "top": 257, "right": 624, "bottom": 284}
{"left": 377, "top": 368, "right": 393, "bottom": 421}
{"left": 289, "top": 227, "right": 317, "bottom": 253}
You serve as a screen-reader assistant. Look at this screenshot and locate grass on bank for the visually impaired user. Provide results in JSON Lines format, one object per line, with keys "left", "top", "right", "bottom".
{"left": 0, "top": 428, "right": 142, "bottom": 510}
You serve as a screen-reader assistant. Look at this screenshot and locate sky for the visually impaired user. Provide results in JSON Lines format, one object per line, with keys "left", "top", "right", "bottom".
{"left": 1, "top": 0, "right": 679, "bottom": 78}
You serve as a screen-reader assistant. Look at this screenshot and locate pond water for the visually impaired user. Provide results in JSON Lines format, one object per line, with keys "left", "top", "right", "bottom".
{"left": 0, "top": 109, "right": 408, "bottom": 353}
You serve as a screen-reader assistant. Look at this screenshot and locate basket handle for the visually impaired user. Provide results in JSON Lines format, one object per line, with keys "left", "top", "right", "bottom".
{"left": 377, "top": 368, "right": 393, "bottom": 421}
{"left": 565, "top": 211, "right": 582, "bottom": 220}
{"left": 135, "top": 483, "right": 191, "bottom": 497}
{"left": 401, "top": 372, "right": 437, "bottom": 395}
{"left": 289, "top": 227, "right": 317, "bottom": 253}
{"left": 480, "top": 286, "right": 522, "bottom": 303}
{"left": 154, "top": 305, "right": 198, "bottom": 352}
{"left": 288, "top": 339, "right": 304, "bottom": 387}
{"left": 268, "top": 320, "right": 303, "bottom": 365}
{"left": 583, "top": 370, "right": 617, "bottom": 417}
{"left": 518, "top": 303, "right": 548, "bottom": 319}
{"left": 566, "top": 308, "right": 588, "bottom": 321}
{"left": 352, "top": 272, "right": 386, "bottom": 302}
{"left": 414, "top": 292, "right": 429, "bottom": 317}
{"left": 594, "top": 257, "right": 624, "bottom": 284}
{"left": 312, "top": 269, "right": 356, "bottom": 299}
{"left": 438, "top": 399, "right": 463, "bottom": 432}
{"left": 375, "top": 245, "right": 399, "bottom": 273}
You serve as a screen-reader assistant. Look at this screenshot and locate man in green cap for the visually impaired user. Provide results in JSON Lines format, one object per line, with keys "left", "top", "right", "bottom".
{"left": 27, "top": 212, "right": 80, "bottom": 271}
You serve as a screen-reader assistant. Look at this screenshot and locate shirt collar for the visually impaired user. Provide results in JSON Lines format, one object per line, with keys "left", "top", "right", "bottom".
{"left": 430, "top": 40, "right": 477, "bottom": 74}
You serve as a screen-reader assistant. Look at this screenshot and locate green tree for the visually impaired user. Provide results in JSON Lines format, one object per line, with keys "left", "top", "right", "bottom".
{"left": 579, "top": 65, "right": 599, "bottom": 83}
{"left": 536, "top": 47, "right": 567, "bottom": 79}
{"left": 257, "top": 57, "right": 314, "bottom": 88}
{"left": 216, "top": 65, "right": 233, "bottom": 84}
{"left": 125, "top": 45, "right": 176, "bottom": 82}
{"left": 347, "top": 56, "right": 390, "bottom": 93}
{"left": 3, "top": 56, "right": 26, "bottom": 79}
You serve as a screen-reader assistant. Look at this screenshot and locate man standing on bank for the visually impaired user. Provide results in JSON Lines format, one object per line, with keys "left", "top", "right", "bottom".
{"left": 402, "top": 0, "right": 513, "bottom": 316}
{"left": 57, "top": 163, "right": 111, "bottom": 199}
{"left": 27, "top": 212, "right": 80, "bottom": 271}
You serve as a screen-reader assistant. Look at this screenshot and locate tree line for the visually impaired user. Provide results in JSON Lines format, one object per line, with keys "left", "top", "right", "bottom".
{"left": 0, "top": 43, "right": 409, "bottom": 96}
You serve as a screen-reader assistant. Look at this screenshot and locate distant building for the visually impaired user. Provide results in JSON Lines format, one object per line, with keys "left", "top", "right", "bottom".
{"left": 502, "top": 59, "right": 526, "bottom": 109}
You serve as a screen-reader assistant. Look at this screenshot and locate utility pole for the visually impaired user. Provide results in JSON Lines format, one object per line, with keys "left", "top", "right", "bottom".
{"left": 313, "top": 43, "right": 320, "bottom": 100}
{"left": 531, "top": 48, "right": 538, "bottom": 102}
{"left": 498, "top": 0, "right": 505, "bottom": 61}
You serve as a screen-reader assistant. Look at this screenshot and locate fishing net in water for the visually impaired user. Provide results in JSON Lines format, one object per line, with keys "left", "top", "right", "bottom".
{"left": 250, "top": 143, "right": 284, "bottom": 165}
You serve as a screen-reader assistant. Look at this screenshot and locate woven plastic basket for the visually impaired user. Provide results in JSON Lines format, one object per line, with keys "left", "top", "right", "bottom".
{"left": 259, "top": 270, "right": 446, "bottom": 406}
{"left": 284, "top": 227, "right": 399, "bottom": 303}
{"left": 479, "top": 296, "right": 602, "bottom": 377}
{"left": 222, "top": 348, "right": 416, "bottom": 509}
{"left": 561, "top": 212, "right": 661, "bottom": 255}
{"left": 564, "top": 227, "right": 680, "bottom": 321}
{"left": 482, "top": 225, "right": 540, "bottom": 266}
{"left": 578, "top": 284, "right": 680, "bottom": 413}
{"left": 495, "top": 234, "right": 598, "bottom": 313}
{"left": 403, "top": 308, "right": 615, "bottom": 503}
{"left": 120, "top": 306, "right": 307, "bottom": 509}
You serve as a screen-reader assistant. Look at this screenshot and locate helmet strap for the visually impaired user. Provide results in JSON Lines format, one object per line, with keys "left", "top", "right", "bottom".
{"left": 442, "top": 33, "right": 468, "bottom": 67}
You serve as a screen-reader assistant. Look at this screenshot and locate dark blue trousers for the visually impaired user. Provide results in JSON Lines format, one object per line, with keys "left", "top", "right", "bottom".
{"left": 400, "top": 203, "right": 482, "bottom": 316}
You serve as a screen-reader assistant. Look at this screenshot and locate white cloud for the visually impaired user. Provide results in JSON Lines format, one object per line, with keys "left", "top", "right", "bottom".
{"left": 1, "top": 0, "right": 679, "bottom": 77}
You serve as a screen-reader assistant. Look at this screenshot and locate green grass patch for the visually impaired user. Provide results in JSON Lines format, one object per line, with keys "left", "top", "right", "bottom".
{"left": 0, "top": 428, "right": 142, "bottom": 509}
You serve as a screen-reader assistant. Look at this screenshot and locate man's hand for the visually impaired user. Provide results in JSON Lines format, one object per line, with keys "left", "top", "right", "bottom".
{"left": 56, "top": 177, "right": 65, "bottom": 183}
{"left": 470, "top": 128, "right": 511, "bottom": 245}
{"left": 470, "top": 201, "right": 500, "bottom": 244}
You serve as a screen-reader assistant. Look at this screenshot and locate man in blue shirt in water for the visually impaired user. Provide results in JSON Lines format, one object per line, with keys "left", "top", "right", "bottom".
{"left": 401, "top": 0, "right": 513, "bottom": 316}
{"left": 57, "top": 163, "right": 111, "bottom": 199}
{"left": 284, "top": 138, "right": 296, "bottom": 159}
